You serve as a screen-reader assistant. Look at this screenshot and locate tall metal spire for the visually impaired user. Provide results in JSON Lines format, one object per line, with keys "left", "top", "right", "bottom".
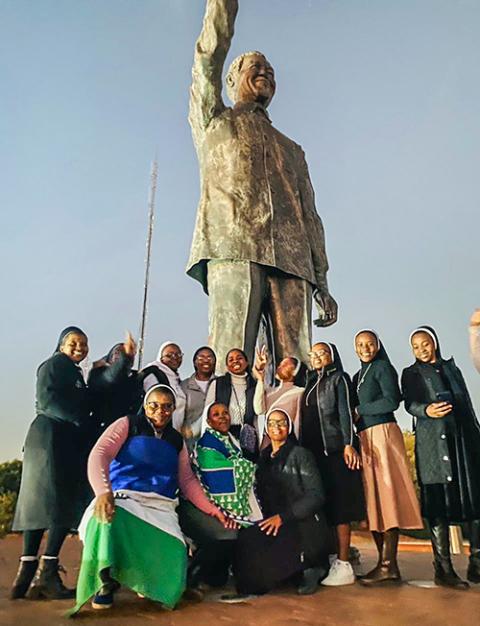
{"left": 137, "top": 159, "right": 158, "bottom": 370}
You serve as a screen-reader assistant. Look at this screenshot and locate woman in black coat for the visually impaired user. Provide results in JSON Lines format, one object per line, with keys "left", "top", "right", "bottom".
{"left": 11, "top": 327, "right": 93, "bottom": 601}
{"left": 88, "top": 333, "right": 140, "bottom": 439}
{"left": 402, "top": 325, "right": 480, "bottom": 588}
{"left": 300, "top": 342, "right": 364, "bottom": 586}
{"left": 234, "top": 408, "right": 329, "bottom": 596}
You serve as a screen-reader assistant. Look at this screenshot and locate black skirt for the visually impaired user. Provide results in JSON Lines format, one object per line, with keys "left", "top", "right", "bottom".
{"left": 12, "top": 415, "right": 91, "bottom": 531}
{"left": 420, "top": 429, "right": 480, "bottom": 522}
{"left": 314, "top": 451, "right": 365, "bottom": 526}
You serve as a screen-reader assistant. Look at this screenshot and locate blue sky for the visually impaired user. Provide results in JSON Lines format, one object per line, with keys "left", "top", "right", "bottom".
{"left": 1, "top": 0, "right": 478, "bottom": 460}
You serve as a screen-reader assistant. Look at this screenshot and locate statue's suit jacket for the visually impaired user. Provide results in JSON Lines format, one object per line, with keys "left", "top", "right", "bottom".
{"left": 187, "top": 0, "right": 330, "bottom": 295}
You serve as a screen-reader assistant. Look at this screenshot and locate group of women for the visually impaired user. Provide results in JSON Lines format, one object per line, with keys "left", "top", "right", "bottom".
{"left": 9, "top": 321, "right": 480, "bottom": 614}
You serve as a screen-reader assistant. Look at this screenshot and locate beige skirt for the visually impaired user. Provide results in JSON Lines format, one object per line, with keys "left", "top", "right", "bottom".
{"left": 359, "top": 422, "right": 423, "bottom": 532}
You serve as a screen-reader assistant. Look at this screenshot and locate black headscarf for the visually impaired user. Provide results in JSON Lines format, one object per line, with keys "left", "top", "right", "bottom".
{"left": 409, "top": 325, "right": 442, "bottom": 361}
{"left": 55, "top": 326, "right": 87, "bottom": 353}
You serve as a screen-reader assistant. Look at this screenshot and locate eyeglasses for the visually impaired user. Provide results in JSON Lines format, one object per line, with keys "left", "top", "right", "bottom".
{"left": 163, "top": 352, "right": 183, "bottom": 359}
{"left": 309, "top": 350, "right": 330, "bottom": 358}
{"left": 146, "top": 402, "right": 175, "bottom": 412}
{"left": 267, "top": 419, "right": 289, "bottom": 428}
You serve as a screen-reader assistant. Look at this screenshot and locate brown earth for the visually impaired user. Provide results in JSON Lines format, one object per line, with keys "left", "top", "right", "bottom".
{"left": 0, "top": 532, "right": 479, "bottom": 626}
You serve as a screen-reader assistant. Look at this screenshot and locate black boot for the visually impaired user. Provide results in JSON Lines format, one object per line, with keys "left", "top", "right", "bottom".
{"left": 10, "top": 559, "right": 38, "bottom": 599}
{"left": 430, "top": 521, "right": 469, "bottom": 589}
{"left": 467, "top": 519, "right": 480, "bottom": 584}
{"left": 297, "top": 567, "right": 323, "bottom": 595}
{"left": 26, "top": 557, "right": 76, "bottom": 600}
{"left": 360, "top": 529, "right": 401, "bottom": 585}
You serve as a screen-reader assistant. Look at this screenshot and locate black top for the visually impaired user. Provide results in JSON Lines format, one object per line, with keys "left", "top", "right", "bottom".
{"left": 36, "top": 352, "right": 90, "bottom": 427}
{"left": 88, "top": 350, "right": 142, "bottom": 430}
{"left": 256, "top": 439, "right": 325, "bottom": 522}
{"left": 301, "top": 361, "right": 355, "bottom": 455}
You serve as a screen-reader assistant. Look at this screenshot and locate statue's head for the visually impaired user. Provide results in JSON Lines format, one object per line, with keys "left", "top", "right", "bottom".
{"left": 226, "top": 51, "right": 275, "bottom": 107}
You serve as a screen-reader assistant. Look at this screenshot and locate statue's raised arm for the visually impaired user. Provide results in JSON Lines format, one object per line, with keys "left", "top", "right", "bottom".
{"left": 186, "top": 0, "right": 337, "bottom": 368}
{"left": 189, "top": 0, "right": 238, "bottom": 148}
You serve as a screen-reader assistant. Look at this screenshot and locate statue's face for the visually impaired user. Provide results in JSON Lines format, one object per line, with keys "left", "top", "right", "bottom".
{"left": 236, "top": 54, "right": 275, "bottom": 106}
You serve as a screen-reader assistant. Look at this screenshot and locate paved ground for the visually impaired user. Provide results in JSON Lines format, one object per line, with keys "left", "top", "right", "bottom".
{"left": 0, "top": 533, "right": 479, "bottom": 626}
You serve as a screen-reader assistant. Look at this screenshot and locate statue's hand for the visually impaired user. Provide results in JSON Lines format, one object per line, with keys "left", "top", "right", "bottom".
{"left": 313, "top": 289, "right": 338, "bottom": 327}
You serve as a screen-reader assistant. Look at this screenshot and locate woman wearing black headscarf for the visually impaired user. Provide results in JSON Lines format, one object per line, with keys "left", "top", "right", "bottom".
{"left": 353, "top": 330, "right": 422, "bottom": 586}
{"left": 402, "top": 326, "right": 480, "bottom": 588}
{"left": 11, "top": 326, "right": 93, "bottom": 601}
{"left": 300, "top": 342, "right": 365, "bottom": 586}
{"left": 88, "top": 332, "right": 140, "bottom": 438}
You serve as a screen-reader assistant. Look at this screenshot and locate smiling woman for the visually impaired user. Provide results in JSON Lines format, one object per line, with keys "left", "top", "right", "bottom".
{"left": 11, "top": 326, "right": 92, "bottom": 601}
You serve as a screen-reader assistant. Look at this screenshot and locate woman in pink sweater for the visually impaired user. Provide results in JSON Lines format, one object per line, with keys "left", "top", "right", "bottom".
{"left": 70, "top": 384, "right": 227, "bottom": 614}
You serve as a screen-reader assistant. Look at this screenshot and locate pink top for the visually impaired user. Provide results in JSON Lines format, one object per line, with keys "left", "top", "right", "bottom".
{"left": 87, "top": 416, "right": 218, "bottom": 516}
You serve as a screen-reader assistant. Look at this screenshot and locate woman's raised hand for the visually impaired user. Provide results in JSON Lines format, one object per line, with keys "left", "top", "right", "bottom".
{"left": 94, "top": 492, "right": 115, "bottom": 523}
{"left": 259, "top": 514, "right": 283, "bottom": 536}
{"left": 426, "top": 402, "right": 453, "bottom": 418}
{"left": 124, "top": 331, "right": 137, "bottom": 358}
{"left": 253, "top": 345, "right": 268, "bottom": 379}
{"left": 344, "top": 445, "right": 362, "bottom": 470}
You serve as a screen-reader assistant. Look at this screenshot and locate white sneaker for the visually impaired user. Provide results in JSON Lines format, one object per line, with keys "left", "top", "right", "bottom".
{"left": 321, "top": 559, "right": 356, "bottom": 586}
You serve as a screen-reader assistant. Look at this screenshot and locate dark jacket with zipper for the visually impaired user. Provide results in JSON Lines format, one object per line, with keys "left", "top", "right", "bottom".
{"left": 300, "top": 366, "right": 355, "bottom": 456}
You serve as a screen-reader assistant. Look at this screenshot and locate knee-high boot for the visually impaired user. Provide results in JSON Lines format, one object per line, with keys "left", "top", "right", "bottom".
{"left": 429, "top": 520, "right": 469, "bottom": 589}
{"left": 359, "top": 529, "right": 401, "bottom": 585}
{"left": 467, "top": 519, "right": 480, "bottom": 584}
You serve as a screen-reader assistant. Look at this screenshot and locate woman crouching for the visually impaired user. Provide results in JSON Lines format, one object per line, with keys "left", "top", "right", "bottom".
{"left": 70, "top": 385, "right": 226, "bottom": 614}
{"left": 234, "top": 409, "right": 329, "bottom": 596}
{"left": 179, "top": 402, "right": 260, "bottom": 592}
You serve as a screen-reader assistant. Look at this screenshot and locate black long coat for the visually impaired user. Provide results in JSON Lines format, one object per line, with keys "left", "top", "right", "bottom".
{"left": 13, "top": 352, "right": 92, "bottom": 531}
{"left": 402, "top": 358, "right": 480, "bottom": 521}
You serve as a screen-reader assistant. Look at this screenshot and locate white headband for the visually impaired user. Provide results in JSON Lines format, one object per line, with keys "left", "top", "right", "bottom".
{"left": 157, "top": 341, "right": 180, "bottom": 361}
{"left": 264, "top": 407, "right": 293, "bottom": 436}
{"left": 143, "top": 384, "right": 177, "bottom": 409}
{"left": 354, "top": 328, "right": 380, "bottom": 349}
{"left": 409, "top": 327, "right": 438, "bottom": 350}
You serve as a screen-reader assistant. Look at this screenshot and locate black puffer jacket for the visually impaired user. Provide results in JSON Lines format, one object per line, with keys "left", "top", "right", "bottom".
{"left": 257, "top": 439, "right": 329, "bottom": 563}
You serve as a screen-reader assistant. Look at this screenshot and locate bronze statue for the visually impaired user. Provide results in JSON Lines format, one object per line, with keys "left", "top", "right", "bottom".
{"left": 187, "top": 0, "right": 337, "bottom": 367}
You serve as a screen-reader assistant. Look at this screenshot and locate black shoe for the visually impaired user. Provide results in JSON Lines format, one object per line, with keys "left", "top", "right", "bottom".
{"left": 26, "top": 557, "right": 76, "bottom": 600}
{"left": 467, "top": 556, "right": 480, "bottom": 584}
{"left": 434, "top": 560, "right": 469, "bottom": 589}
{"left": 10, "top": 559, "right": 38, "bottom": 600}
{"left": 297, "top": 567, "right": 323, "bottom": 595}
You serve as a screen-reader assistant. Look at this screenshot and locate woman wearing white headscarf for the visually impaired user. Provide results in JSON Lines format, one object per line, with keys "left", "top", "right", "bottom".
{"left": 253, "top": 348, "right": 306, "bottom": 445}
{"left": 403, "top": 325, "right": 480, "bottom": 588}
{"left": 141, "top": 341, "right": 187, "bottom": 431}
{"left": 234, "top": 408, "right": 329, "bottom": 596}
{"left": 352, "top": 329, "right": 422, "bottom": 586}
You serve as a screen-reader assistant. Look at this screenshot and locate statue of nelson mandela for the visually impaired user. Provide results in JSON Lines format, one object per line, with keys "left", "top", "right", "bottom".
{"left": 187, "top": 0, "right": 338, "bottom": 368}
